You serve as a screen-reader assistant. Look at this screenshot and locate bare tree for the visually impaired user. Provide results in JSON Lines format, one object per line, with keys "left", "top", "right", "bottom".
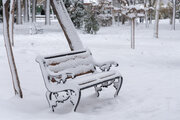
{"left": 3, "top": 0, "right": 23, "bottom": 98}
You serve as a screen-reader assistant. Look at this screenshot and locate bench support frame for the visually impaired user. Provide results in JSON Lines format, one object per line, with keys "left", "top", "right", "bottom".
{"left": 45, "top": 76, "right": 123, "bottom": 112}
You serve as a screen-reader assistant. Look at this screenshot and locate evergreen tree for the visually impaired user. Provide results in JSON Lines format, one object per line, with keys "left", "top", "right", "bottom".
{"left": 84, "top": 9, "right": 99, "bottom": 34}
{"left": 70, "top": 0, "right": 85, "bottom": 29}
{"left": 63, "top": 0, "right": 100, "bottom": 34}
{"left": 63, "top": 0, "right": 85, "bottom": 29}
{"left": 63, "top": 0, "right": 72, "bottom": 9}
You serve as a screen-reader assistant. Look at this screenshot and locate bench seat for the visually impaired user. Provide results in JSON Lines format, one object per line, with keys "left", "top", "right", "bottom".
{"left": 67, "top": 70, "right": 121, "bottom": 89}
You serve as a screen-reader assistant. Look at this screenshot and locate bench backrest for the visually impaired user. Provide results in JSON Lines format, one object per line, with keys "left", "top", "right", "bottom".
{"left": 37, "top": 50, "right": 95, "bottom": 83}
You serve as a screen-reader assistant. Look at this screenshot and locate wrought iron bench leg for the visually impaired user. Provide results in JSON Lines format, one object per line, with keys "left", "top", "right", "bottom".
{"left": 94, "top": 85, "right": 101, "bottom": 97}
{"left": 46, "top": 91, "right": 51, "bottom": 107}
{"left": 46, "top": 91, "right": 59, "bottom": 112}
{"left": 114, "top": 76, "right": 123, "bottom": 97}
{"left": 73, "top": 90, "right": 81, "bottom": 112}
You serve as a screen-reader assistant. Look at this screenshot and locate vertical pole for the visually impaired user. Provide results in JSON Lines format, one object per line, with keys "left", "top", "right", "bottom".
{"left": 172, "top": 0, "right": 176, "bottom": 30}
{"left": 131, "top": 18, "right": 135, "bottom": 49}
{"left": 144, "top": 0, "right": 148, "bottom": 28}
{"left": 133, "top": 18, "right": 135, "bottom": 49}
{"left": 32, "top": 0, "right": 36, "bottom": 23}
{"left": 149, "top": 9, "right": 152, "bottom": 24}
{"left": 118, "top": 12, "right": 120, "bottom": 26}
{"left": 28, "top": 0, "right": 31, "bottom": 23}
{"left": 145, "top": 11, "right": 148, "bottom": 27}
{"left": 51, "top": 6, "right": 55, "bottom": 20}
{"left": 45, "top": 0, "right": 50, "bottom": 25}
{"left": 149, "top": 0, "right": 153, "bottom": 24}
{"left": 154, "top": 0, "right": 160, "bottom": 38}
{"left": 9, "top": 0, "right": 15, "bottom": 46}
{"left": 24, "top": 0, "right": 28, "bottom": 22}
{"left": 16, "top": 0, "right": 22, "bottom": 24}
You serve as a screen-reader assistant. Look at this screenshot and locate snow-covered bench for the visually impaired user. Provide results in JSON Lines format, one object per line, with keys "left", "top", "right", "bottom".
{"left": 36, "top": 49, "right": 123, "bottom": 112}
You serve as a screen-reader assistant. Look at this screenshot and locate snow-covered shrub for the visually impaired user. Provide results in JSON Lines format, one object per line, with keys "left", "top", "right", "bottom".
{"left": 97, "top": 14, "right": 112, "bottom": 27}
{"left": 64, "top": 0, "right": 86, "bottom": 29}
{"left": 84, "top": 10, "right": 99, "bottom": 34}
{"left": 160, "top": 3, "right": 172, "bottom": 19}
{"left": 70, "top": 0, "right": 86, "bottom": 29}
{"left": 63, "top": 0, "right": 72, "bottom": 8}
{"left": 63, "top": 0, "right": 100, "bottom": 34}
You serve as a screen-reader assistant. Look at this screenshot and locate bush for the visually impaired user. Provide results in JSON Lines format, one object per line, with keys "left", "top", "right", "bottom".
{"left": 84, "top": 10, "right": 99, "bottom": 34}
{"left": 64, "top": 0, "right": 85, "bottom": 29}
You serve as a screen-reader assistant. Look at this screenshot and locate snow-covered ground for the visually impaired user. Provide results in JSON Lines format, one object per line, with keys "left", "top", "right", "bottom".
{"left": 0, "top": 20, "right": 180, "bottom": 120}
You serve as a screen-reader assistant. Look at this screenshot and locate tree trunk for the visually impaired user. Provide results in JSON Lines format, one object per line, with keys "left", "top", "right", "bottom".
{"left": 3, "top": 0, "right": 23, "bottom": 98}
{"left": 122, "top": 15, "right": 125, "bottom": 25}
{"left": 144, "top": 0, "right": 149, "bottom": 28}
{"left": 24, "top": 0, "right": 28, "bottom": 22}
{"left": 131, "top": 18, "right": 135, "bottom": 49}
{"left": 9, "top": 0, "right": 15, "bottom": 46}
{"left": 172, "top": 0, "right": 176, "bottom": 30}
{"left": 16, "top": 0, "right": 22, "bottom": 24}
{"left": 32, "top": 0, "right": 36, "bottom": 22}
{"left": 149, "top": 10, "right": 152, "bottom": 24}
{"left": 154, "top": 0, "right": 160, "bottom": 38}
{"left": 50, "top": 0, "right": 84, "bottom": 51}
{"left": 145, "top": 11, "right": 148, "bottom": 28}
{"left": 118, "top": 12, "right": 120, "bottom": 26}
{"left": 28, "top": 0, "right": 31, "bottom": 23}
{"left": 45, "top": 0, "right": 50, "bottom": 25}
{"left": 51, "top": 6, "right": 55, "bottom": 20}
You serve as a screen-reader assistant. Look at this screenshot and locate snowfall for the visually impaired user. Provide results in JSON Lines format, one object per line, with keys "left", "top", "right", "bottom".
{"left": 0, "top": 19, "right": 180, "bottom": 120}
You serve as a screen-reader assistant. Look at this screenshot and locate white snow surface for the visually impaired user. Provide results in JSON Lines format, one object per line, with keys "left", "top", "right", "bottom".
{"left": 0, "top": 19, "right": 180, "bottom": 120}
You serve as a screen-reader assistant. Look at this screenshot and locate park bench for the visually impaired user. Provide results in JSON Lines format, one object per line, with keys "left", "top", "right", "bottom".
{"left": 36, "top": 49, "right": 123, "bottom": 112}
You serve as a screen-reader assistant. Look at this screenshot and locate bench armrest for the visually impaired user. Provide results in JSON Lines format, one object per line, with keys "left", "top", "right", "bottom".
{"left": 48, "top": 72, "right": 75, "bottom": 84}
{"left": 94, "top": 61, "right": 119, "bottom": 71}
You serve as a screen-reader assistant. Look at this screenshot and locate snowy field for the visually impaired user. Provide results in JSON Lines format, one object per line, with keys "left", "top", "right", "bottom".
{"left": 0, "top": 20, "right": 180, "bottom": 120}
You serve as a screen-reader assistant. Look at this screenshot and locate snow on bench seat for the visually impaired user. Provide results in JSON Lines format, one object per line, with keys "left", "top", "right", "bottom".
{"left": 67, "top": 70, "right": 121, "bottom": 89}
